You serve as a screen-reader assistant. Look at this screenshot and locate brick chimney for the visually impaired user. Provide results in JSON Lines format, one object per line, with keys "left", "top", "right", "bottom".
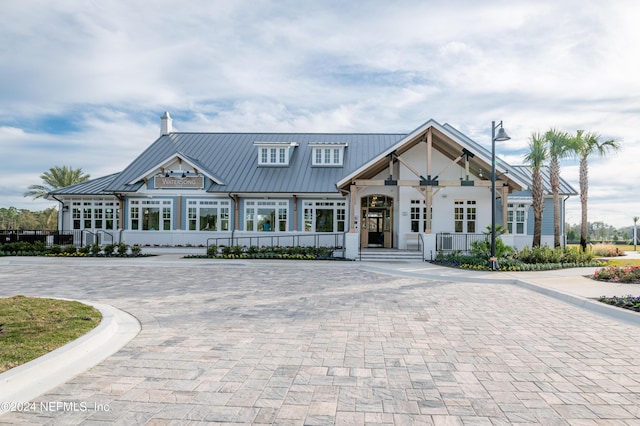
{"left": 160, "top": 112, "right": 172, "bottom": 135}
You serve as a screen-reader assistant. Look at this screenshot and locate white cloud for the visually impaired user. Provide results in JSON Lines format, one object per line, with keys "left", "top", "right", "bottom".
{"left": 2, "top": 0, "right": 640, "bottom": 228}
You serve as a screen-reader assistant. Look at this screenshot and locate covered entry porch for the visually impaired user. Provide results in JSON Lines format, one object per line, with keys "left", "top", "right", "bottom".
{"left": 338, "top": 121, "right": 527, "bottom": 260}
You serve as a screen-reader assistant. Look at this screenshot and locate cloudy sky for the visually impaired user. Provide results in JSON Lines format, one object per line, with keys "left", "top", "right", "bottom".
{"left": 1, "top": 0, "right": 638, "bottom": 228}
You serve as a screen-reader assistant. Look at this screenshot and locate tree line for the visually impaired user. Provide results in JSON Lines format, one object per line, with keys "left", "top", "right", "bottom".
{"left": 524, "top": 129, "right": 620, "bottom": 250}
{"left": 0, "top": 166, "right": 91, "bottom": 231}
{"left": 0, "top": 207, "right": 58, "bottom": 230}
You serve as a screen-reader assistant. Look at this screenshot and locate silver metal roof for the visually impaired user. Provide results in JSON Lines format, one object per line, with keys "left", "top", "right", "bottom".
{"left": 48, "top": 173, "right": 122, "bottom": 196}
{"left": 106, "top": 133, "right": 406, "bottom": 194}
{"left": 511, "top": 165, "right": 578, "bottom": 195}
{"left": 51, "top": 123, "right": 578, "bottom": 198}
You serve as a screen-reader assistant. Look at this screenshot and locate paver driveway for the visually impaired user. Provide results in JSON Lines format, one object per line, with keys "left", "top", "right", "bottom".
{"left": 1, "top": 257, "right": 640, "bottom": 425}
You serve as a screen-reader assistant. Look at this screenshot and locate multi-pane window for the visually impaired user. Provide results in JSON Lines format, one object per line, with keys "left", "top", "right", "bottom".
{"left": 410, "top": 199, "right": 432, "bottom": 232}
{"left": 311, "top": 145, "right": 345, "bottom": 166}
{"left": 454, "top": 200, "right": 476, "bottom": 233}
{"left": 187, "top": 200, "right": 230, "bottom": 231}
{"left": 244, "top": 200, "right": 288, "bottom": 232}
{"left": 130, "top": 199, "right": 172, "bottom": 231}
{"left": 303, "top": 201, "right": 346, "bottom": 232}
{"left": 258, "top": 146, "right": 289, "bottom": 165}
{"left": 507, "top": 203, "right": 527, "bottom": 234}
{"left": 71, "top": 200, "right": 119, "bottom": 230}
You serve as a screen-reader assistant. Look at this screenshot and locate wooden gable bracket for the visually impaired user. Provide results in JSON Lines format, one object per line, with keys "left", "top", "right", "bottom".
{"left": 460, "top": 148, "right": 475, "bottom": 186}
{"left": 384, "top": 152, "right": 397, "bottom": 186}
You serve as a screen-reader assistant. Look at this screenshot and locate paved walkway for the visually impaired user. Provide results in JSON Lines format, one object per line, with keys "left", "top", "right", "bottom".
{"left": 0, "top": 254, "right": 639, "bottom": 425}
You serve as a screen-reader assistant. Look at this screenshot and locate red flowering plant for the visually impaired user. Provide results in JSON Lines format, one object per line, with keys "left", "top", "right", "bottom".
{"left": 593, "top": 265, "right": 640, "bottom": 283}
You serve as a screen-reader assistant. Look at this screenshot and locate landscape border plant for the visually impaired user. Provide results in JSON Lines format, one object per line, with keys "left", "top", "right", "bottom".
{"left": 194, "top": 245, "right": 339, "bottom": 260}
{"left": 597, "top": 295, "right": 640, "bottom": 312}
{"left": 434, "top": 244, "right": 601, "bottom": 271}
{"left": 0, "top": 241, "right": 145, "bottom": 257}
{"left": 593, "top": 265, "right": 640, "bottom": 283}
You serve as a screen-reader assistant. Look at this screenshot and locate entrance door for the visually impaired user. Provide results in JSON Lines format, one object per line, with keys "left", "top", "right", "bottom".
{"left": 366, "top": 210, "right": 385, "bottom": 247}
{"left": 360, "top": 195, "right": 393, "bottom": 248}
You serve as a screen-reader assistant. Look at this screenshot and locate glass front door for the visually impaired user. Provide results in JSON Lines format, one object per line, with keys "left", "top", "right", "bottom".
{"left": 366, "top": 210, "right": 385, "bottom": 247}
{"left": 360, "top": 195, "right": 393, "bottom": 248}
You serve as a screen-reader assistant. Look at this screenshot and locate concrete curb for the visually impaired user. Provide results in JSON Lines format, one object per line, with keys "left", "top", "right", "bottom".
{"left": 0, "top": 301, "right": 140, "bottom": 414}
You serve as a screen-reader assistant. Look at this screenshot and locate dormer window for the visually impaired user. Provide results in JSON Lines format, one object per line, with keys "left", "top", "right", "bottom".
{"left": 310, "top": 143, "right": 347, "bottom": 166}
{"left": 254, "top": 142, "right": 298, "bottom": 166}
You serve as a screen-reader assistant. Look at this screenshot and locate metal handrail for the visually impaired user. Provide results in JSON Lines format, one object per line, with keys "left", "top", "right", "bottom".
{"left": 82, "top": 230, "right": 99, "bottom": 247}
{"left": 100, "top": 231, "right": 114, "bottom": 245}
{"left": 206, "top": 232, "right": 345, "bottom": 254}
{"left": 418, "top": 232, "right": 425, "bottom": 261}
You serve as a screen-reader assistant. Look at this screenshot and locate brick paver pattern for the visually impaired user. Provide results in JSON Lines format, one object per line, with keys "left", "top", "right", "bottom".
{"left": 1, "top": 260, "right": 640, "bottom": 425}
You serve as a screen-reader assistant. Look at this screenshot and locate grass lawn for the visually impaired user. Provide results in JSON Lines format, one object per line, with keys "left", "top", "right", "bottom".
{"left": 605, "top": 258, "right": 640, "bottom": 267}
{"left": 0, "top": 295, "right": 101, "bottom": 373}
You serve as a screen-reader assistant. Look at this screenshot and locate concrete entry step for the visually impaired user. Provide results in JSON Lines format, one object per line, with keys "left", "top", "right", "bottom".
{"left": 359, "top": 248, "right": 423, "bottom": 261}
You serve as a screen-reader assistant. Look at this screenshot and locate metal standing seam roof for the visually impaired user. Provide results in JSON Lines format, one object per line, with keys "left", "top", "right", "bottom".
{"left": 105, "top": 132, "right": 408, "bottom": 194}
{"left": 49, "top": 124, "right": 578, "bottom": 197}
{"left": 48, "top": 173, "right": 121, "bottom": 196}
{"left": 510, "top": 165, "right": 578, "bottom": 195}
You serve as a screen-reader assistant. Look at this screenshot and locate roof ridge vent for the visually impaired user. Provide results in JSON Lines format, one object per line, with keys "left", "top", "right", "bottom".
{"left": 160, "top": 112, "right": 173, "bottom": 135}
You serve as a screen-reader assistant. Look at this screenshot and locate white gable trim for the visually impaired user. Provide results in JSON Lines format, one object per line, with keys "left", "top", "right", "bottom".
{"left": 128, "top": 153, "right": 224, "bottom": 185}
{"left": 336, "top": 119, "right": 440, "bottom": 187}
{"left": 336, "top": 119, "right": 529, "bottom": 190}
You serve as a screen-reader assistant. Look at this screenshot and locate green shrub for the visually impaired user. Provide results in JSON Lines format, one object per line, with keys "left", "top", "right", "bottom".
{"left": 116, "top": 242, "right": 129, "bottom": 255}
{"left": 103, "top": 244, "right": 116, "bottom": 255}
{"left": 63, "top": 245, "right": 77, "bottom": 254}
{"left": 207, "top": 245, "right": 218, "bottom": 256}
{"left": 515, "top": 245, "right": 595, "bottom": 265}
{"left": 46, "top": 245, "right": 62, "bottom": 255}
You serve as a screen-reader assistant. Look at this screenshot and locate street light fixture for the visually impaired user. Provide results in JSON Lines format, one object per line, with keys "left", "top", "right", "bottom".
{"left": 490, "top": 120, "right": 510, "bottom": 270}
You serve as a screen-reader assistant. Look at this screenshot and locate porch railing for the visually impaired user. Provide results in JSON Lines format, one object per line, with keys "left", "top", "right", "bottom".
{"left": 207, "top": 232, "right": 345, "bottom": 253}
{"left": 436, "top": 233, "right": 485, "bottom": 252}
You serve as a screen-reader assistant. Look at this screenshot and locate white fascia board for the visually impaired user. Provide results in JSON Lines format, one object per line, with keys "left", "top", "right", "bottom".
{"left": 336, "top": 119, "right": 441, "bottom": 187}
{"left": 442, "top": 124, "right": 530, "bottom": 189}
{"left": 253, "top": 141, "right": 299, "bottom": 147}
{"left": 308, "top": 142, "right": 348, "bottom": 147}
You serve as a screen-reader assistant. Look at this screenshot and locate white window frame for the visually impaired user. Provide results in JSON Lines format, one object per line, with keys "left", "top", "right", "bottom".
{"left": 507, "top": 203, "right": 528, "bottom": 235}
{"left": 129, "top": 199, "right": 173, "bottom": 231}
{"left": 71, "top": 200, "right": 119, "bottom": 231}
{"left": 410, "top": 199, "right": 432, "bottom": 232}
{"left": 303, "top": 200, "right": 346, "bottom": 232}
{"left": 255, "top": 142, "right": 296, "bottom": 166}
{"left": 244, "top": 200, "right": 289, "bottom": 232}
{"left": 454, "top": 200, "right": 477, "bottom": 233}
{"left": 187, "top": 199, "right": 230, "bottom": 231}
{"left": 310, "top": 144, "right": 346, "bottom": 166}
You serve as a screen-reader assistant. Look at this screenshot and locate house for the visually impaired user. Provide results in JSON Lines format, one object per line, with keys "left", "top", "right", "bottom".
{"left": 49, "top": 113, "right": 577, "bottom": 259}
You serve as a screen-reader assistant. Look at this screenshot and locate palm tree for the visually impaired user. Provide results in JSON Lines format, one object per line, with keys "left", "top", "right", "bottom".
{"left": 24, "top": 166, "right": 90, "bottom": 200}
{"left": 524, "top": 133, "right": 548, "bottom": 247}
{"left": 545, "top": 128, "right": 571, "bottom": 248}
{"left": 572, "top": 130, "right": 621, "bottom": 251}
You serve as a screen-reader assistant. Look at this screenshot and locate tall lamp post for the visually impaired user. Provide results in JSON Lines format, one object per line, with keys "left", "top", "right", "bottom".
{"left": 490, "top": 120, "right": 511, "bottom": 270}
